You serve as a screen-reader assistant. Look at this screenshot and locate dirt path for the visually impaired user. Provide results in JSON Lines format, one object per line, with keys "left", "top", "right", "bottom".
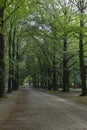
{"left": 1, "top": 87, "right": 87, "bottom": 130}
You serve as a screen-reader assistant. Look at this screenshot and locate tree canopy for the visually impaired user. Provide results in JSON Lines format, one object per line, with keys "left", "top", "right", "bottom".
{"left": 0, "top": 0, "right": 87, "bottom": 97}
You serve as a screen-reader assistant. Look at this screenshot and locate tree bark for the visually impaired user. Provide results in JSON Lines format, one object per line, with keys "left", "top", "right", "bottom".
{"left": 79, "top": 0, "right": 86, "bottom": 96}
{"left": 62, "top": 37, "right": 69, "bottom": 92}
{"left": 7, "top": 23, "right": 13, "bottom": 93}
{"left": 0, "top": 8, "right": 5, "bottom": 97}
{"left": 12, "top": 26, "right": 16, "bottom": 90}
{"left": 47, "top": 68, "right": 52, "bottom": 90}
{"left": 79, "top": 20, "right": 86, "bottom": 96}
{"left": 15, "top": 39, "right": 19, "bottom": 90}
{"left": 33, "top": 74, "right": 37, "bottom": 87}
{"left": 52, "top": 56, "right": 57, "bottom": 90}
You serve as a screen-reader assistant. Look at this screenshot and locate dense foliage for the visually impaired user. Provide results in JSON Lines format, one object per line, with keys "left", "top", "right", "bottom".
{"left": 0, "top": 0, "right": 87, "bottom": 97}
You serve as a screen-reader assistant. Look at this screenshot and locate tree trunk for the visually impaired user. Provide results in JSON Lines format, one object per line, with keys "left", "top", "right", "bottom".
{"left": 52, "top": 56, "right": 57, "bottom": 90}
{"left": 47, "top": 68, "right": 52, "bottom": 90}
{"left": 8, "top": 77, "right": 12, "bottom": 93}
{"left": 37, "top": 55, "right": 44, "bottom": 88}
{"left": 12, "top": 26, "right": 16, "bottom": 90}
{"left": 7, "top": 23, "right": 13, "bottom": 93}
{"left": 62, "top": 37, "right": 69, "bottom": 92}
{"left": 52, "top": 41, "right": 57, "bottom": 90}
{"left": 15, "top": 39, "right": 19, "bottom": 90}
{"left": 79, "top": 20, "right": 86, "bottom": 96}
{"left": 0, "top": 8, "right": 5, "bottom": 97}
{"left": 33, "top": 74, "right": 37, "bottom": 87}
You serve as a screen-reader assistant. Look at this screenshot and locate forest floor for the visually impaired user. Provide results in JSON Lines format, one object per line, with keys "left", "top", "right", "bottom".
{"left": 38, "top": 88, "right": 87, "bottom": 106}
{"left": 0, "top": 90, "right": 21, "bottom": 129}
{"left": 1, "top": 87, "right": 87, "bottom": 130}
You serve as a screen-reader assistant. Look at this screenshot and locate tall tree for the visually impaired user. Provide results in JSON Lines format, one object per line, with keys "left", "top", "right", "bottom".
{"left": 70, "top": 0, "right": 87, "bottom": 96}
{"left": 7, "top": 22, "right": 13, "bottom": 93}
{"left": 0, "top": 0, "right": 7, "bottom": 97}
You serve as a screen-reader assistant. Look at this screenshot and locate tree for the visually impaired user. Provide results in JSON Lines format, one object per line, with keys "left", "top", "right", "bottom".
{"left": 18, "top": 0, "right": 81, "bottom": 92}
{"left": 0, "top": 0, "right": 7, "bottom": 97}
{"left": 70, "top": 0, "right": 87, "bottom": 96}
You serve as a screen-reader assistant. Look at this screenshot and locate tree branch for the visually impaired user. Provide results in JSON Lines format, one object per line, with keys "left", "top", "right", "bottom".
{"left": 3, "top": 6, "right": 20, "bottom": 23}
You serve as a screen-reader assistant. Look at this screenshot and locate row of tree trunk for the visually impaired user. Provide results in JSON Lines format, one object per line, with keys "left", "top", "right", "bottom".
{"left": 7, "top": 21, "right": 19, "bottom": 93}
{"left": 0, "top": 3, "right": 19, "bottom": 97}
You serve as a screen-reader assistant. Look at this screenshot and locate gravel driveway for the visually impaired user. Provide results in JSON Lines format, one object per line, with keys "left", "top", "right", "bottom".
{"left": 1, "top": 87, "right": 87, "bottom": 130}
